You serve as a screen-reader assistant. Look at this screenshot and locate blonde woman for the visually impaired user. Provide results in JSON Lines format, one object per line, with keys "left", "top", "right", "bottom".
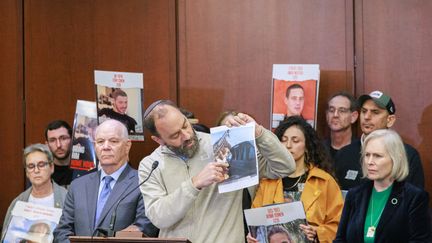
{"left": 334, "top": 129, "right": 430, "bottom": 242}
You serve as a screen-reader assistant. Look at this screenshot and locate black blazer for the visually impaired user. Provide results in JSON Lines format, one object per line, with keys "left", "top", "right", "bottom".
{"left": 334, "top": 181, "right": 431, "bottom": 243}
{"left": 54, "top": 164, "right": 159, "bottom": 242}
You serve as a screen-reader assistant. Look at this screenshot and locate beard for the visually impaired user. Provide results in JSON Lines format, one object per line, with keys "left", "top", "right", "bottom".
{"left": 166, "top": 132, "right": 200, "bottom": 159}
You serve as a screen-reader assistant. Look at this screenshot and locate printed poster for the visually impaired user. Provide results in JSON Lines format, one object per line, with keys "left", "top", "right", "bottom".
{"left": 244, "top": 201, "right": 308, "bottom": 243}
{"left": 70, "top": 100, "right": 98, "bottom": 171}
{"left": 210, "top": 122, "right": 258, "bottom": 193}
{"left": 95, "top": 70, "right": 144, "bottom": 141}
{"left": 271, "top": 64, "right": 320, "bottom": 129}
{"left": 3, "top": 201, "right": 62, "bottom": 243}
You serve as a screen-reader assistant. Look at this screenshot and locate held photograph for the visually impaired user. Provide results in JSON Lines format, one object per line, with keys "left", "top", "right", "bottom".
{"left": 245, "top": 201, "right": 309, "bottom": 243}
{"left": 271, "top": 64, "right": 320, "bottom": 129}
{"left": 95, "top": 70, "right": 144, "bottom": 140}
{"left": 70, "top": 100, "right": 98, "bottom": 171}
{"left": 210, "top": 122, "right": 259, "bottom": 193}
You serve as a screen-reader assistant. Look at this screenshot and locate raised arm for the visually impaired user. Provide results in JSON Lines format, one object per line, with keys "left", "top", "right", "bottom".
{"left": 223, "top": 112, "right": 296, "bottom": 179}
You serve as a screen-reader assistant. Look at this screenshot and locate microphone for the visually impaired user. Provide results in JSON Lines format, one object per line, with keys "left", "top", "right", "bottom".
{"left": 106, "top": 160, "right": 159, "bottom": 237}
{"left": 92, "top": 227, "right": 108, "bottom": 238}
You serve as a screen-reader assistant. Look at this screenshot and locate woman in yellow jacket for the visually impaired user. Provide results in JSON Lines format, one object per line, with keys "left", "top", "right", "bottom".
{"left": 248, "top": 116, "right": 344, "bottom": 243}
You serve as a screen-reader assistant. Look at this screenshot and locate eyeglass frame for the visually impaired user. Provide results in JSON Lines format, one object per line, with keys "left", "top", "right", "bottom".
{"left": 47, "top": 135, "right": 71, "bottom": 145}
{"left": 326, "top": 107, "right": 352, "bottom": 115}
{"left": 25, "top": 161, "right": 51, "bottom": 172}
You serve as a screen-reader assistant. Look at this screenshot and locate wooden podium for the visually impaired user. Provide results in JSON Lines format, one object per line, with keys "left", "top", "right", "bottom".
{"left": 69, "top": 236, "right": 191, "bottom": 243}
{"left": 69, "top": 227, "right": 191, "bottom": 243}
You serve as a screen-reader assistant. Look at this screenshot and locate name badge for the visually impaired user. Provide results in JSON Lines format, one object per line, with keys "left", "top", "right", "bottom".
{"left": 366, "top": 226, "right": 376, "bottom": 238}
{"left": 345, "top": 170, "right": 358, "bottom": 180}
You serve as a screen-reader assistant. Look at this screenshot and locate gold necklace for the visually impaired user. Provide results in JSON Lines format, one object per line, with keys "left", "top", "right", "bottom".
{"left": 285, "top": 174, "right": 304, "bottom": 190}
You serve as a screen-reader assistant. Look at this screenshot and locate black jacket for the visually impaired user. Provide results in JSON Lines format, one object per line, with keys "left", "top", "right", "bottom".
{"left": 334, "top": 181, "right": 431, "bottom": 243}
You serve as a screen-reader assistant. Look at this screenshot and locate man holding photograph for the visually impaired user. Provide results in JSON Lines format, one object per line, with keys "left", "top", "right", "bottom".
{"left": 139, "top": 100, "right": 296, "bottom": 242}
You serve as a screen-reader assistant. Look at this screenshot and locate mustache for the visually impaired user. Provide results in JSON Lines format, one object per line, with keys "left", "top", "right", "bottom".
{"left": 180, "top": 139, "right": 193, "bottom": 148}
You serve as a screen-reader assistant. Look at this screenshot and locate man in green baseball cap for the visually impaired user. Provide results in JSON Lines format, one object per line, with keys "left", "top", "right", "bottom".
{"left": 334, "top": 90, "right": 424, "bottom": 191}
{"left": 357, "top": 90, "right": 396, "bottom": 135}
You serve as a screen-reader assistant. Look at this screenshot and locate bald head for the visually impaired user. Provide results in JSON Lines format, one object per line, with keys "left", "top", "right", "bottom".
{"left": 94, "top": 119, "right": 131, "bottom": 174}
{"left": 96, "top": 119, "right": 129, "bottom": 139}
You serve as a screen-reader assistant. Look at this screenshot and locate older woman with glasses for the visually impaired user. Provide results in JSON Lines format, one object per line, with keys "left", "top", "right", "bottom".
{"left": 334, "top": 129, "right": 431, "bottom": 242}
{"left": 1, "top": 143, "right": 67, "bottom": 241}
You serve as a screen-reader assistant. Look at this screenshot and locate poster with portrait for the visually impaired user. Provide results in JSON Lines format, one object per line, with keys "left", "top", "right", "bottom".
{"left": 3, "top": 201, "right": 62, "bottom": 243}
{"left": 95, "top": 70, "right": 144, "bottom": 141}
{"left": 271, "top": 64, "right": 320, "bottom": 129}
{"left": 244, "top": 201, "right": 308, "bottom": 243}
{"left": 70, "top": 100, "right": 98, "bottom": 171}
{"left": 210, "top": 122, "right": 258, "bottom": 193}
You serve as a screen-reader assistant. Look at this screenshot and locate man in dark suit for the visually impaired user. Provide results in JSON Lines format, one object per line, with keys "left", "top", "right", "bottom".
{"left": 54, "top": 119, "right": 158, "bottom": 242}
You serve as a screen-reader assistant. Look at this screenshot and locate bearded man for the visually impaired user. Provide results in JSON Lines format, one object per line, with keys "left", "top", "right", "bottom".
{"left": 139, "top": 100, "right": 296, "bottom": 242}
{"left": 45, "top": 120, "right": 74, "bottom": 187}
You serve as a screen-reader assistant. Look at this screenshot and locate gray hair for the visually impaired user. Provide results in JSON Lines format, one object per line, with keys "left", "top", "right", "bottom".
{"left": 23, "top": 143, "right": 53, "bottom": 167}
{"left": 327, "top": 91, "right": 358, "bottom": 111}
{"left": 361, "top": 129, "right": 409, "bottom": 181}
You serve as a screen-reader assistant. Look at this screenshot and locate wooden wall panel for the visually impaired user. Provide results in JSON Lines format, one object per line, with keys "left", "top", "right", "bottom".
{"left": 0, "top": 0, "right": 24, "bottom": 225}
{"left": 177, "top": 0, "right": 354, "bottom": 137}
{"left": 24, "top": 0, "right": 177, "bottom": 167}
{"left": 355, "top": 0, "right": 432, "bottom": 201}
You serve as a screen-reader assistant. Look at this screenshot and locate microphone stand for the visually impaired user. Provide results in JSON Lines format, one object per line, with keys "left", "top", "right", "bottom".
{"left": 93, "top": 160, "right": 159, "bottom": 237}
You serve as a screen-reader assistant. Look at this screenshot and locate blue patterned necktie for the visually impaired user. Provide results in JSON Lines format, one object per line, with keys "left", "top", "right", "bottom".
{"left": 95, "top": 176, "right": 114, "bottom": 225}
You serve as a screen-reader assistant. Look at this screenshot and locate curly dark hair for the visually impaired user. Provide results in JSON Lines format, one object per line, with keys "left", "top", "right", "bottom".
{"left": 274, "top": 116, "right": 334, "bottom": 176}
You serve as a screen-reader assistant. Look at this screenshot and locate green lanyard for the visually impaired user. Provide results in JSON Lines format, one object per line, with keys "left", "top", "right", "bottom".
{"left": 364, "top": 185, "right": 393, "bottom": 242}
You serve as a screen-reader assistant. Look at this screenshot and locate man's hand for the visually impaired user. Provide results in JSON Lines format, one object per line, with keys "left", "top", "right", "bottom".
{"left": 192, "top": 162, "right": 229, "bottom": 190}
{"left": 246, "top": 233, "right": 259, "bottom": 243}
{"left": 223, "top": 112, "right": 263, "bottom": 137}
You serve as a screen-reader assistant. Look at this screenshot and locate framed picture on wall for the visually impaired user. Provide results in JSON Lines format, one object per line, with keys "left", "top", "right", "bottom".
{"left": 95, "top": 70, "right": 144, "bottom": 141}
{"left": 270, "top": 64, "right": 320, "bottom": 129}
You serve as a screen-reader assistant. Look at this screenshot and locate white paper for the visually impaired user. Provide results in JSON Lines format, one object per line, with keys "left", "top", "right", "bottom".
{"left": 3, "top": 201, "right": 62, "bottom": 243}
{"left": 270, "top": 64, "right": 320, "bottom": 129}
{"left": 95, "top": 70, "right": 144, "bottom": 140}
{"left": 244, "top": 201, "right": 308, "bottom": 243}
{"left": 210, "top": 122, "right": 259, "bottom": 193}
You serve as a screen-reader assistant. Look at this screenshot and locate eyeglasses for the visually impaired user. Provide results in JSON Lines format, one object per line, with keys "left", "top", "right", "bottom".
{"left": 25, "top": 161, "right": 50, "bottom": 172}
{"left": 47, "top": 135, "right": 71, "bottom": 145}
{"left": 327, "top": 107, "right": 351, "bottom": 115}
